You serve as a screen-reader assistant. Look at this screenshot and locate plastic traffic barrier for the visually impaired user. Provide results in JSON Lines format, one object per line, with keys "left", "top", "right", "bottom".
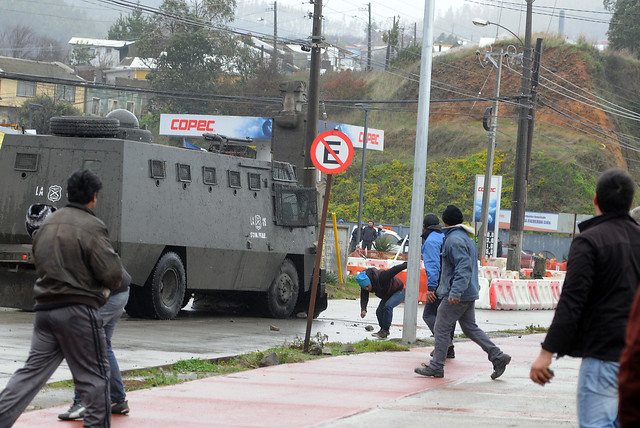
{"left": 477, "top": 277, "right": 492, "bottom": 309}
{"left": 490, "top": 279, "right": 517, "bottom": 310}
{"left": 527, "top": 281, "right": 541, "bottom": 310}
{"left": 536, "top": 280, "right": 554, "bottom": 310}
{"left": 550, "top": 280, "right": 562, "bottom": 309}
{"left": 513, "top": 280, "right": 531, "bottom": 310}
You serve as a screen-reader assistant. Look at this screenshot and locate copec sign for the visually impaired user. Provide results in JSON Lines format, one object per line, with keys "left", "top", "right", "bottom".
{"left": 160, "top": 114, "right": 385, "bottom": 152}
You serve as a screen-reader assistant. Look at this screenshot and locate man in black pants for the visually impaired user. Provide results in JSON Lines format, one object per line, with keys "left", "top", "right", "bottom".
{"left": 361, "top": 221, "right": 379, "bottom": 252}
{"left": 0, "top": 170, "right": 123, "bottom": 428}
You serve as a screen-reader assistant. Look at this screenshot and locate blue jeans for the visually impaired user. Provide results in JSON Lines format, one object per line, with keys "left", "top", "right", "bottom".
{"left": 577, "top": 358, "right": 619, "bottom": 428}
{"left": 376, "top": 289, "right": 405, "bottom": 330}
{"left": 74, "top": 289, "right": 129, "bottom": 404}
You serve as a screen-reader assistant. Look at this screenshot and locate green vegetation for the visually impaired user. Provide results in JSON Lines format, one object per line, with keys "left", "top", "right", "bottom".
{"left": 49, "top": 334, "right": 408, "bottom": 391}
{"left": 326, "top": 274, "right": 361, "bottom": 299}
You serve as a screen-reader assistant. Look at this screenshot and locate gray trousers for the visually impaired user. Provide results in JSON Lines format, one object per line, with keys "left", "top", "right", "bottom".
{"left": 429, "top": 299, "right": 504, "bottom": 371}
{"left": 0, "top": 305, "right": 111, "bottom": 428}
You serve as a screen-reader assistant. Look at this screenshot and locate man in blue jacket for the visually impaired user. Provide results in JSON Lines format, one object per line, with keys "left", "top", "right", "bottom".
{"left": 421, "top": 214, "right": 455, "bottom": 359}
{"left": 415, "top": 205, "right": 511, "bottom": 379}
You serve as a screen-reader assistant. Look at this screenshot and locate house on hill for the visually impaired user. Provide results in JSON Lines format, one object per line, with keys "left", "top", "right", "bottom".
{"left": 0, "top": 56, "right": 85, "bottom": 124}
{"left": 68, "top": 37, "right": 135, "bottom": 68}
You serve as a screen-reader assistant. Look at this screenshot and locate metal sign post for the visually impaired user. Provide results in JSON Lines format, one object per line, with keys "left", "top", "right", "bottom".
{"left": 304, "top": 130, "right": 353, "bottom": 352}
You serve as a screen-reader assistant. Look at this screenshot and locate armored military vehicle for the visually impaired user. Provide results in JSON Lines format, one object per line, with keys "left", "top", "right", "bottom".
{"left": 0, "top": 102, "right": 327, "bottom": 320}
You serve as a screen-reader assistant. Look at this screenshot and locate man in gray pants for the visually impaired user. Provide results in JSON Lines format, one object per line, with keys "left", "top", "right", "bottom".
{"left": 0, "top": 170, "right": 123, "bottom": 428}
{"left": 414, "top": 205, "right": 511, "bottom": 379}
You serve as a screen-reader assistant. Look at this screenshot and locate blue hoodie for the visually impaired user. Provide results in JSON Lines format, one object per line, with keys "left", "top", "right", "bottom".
{"left": 436, "top": 224, "right": 480, "bottom": 302}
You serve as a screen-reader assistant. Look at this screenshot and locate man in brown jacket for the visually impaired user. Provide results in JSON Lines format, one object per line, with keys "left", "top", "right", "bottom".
{"left": 0, "top": 169, "right": 123, "bottom": 428}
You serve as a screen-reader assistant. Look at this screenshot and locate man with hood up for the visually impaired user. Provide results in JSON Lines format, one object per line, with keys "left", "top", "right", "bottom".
{"left": 414, "top": 205, "right": 511, "bottom": 379}
{"left": 421, "top": 214, "right": 455, "bottom": 359}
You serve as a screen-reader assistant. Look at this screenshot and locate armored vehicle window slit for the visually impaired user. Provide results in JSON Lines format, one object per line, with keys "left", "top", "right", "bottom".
{"left": 228, "top": 170, "right": 241, "bottom": 188}
{"left": 149, "top": 160, "right": 166, "bottom": 179}
{"left": 14, "top": 153, "right": 39, "bottom": 171}
{"left": 274, "top": 184, "right": 318, "bottom": 227}
{"left": 248, "top": 173, "right": 261, "bottom": 190}
{"left": 177, "top": 163, "right": 191, "bottom": 183}
{"left": 203, "top": 167, "right": 217, "bottom": 185}
{"left": 272, "top": 161, "right": 297, "bottom": 183}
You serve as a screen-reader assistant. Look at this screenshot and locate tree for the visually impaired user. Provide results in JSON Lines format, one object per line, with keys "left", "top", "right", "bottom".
{"left": 108, "top": 5, "right": 148, "bottom": 41}
{"left": 18, "top": 95, "right": 81, "bottom": 134}
{"left": 605, "top": 0, "right": 640, "bottom": 56}
{"left": 382, "top": 17, "right": 400, "bottom": 70}
{"left": 70, "top": 44, "right": 96, "bottom": 66}
{"left": 135, "top": 0, "right": 259, "bottom": 114}
{"left": 0, "top": 25, "right": 68, "bottom": 62}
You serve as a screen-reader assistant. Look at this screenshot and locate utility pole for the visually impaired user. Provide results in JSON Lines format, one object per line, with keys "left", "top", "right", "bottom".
{"left": 355, "top": 104, "right": 371, "bottom": 246}
{"left": 507, "top": 0, "right": 533, "bottom": 272}
{"left": 414, "top": 22, "right": 417, "bottom": 46}
{"left": 367, "top": 3, "right": 372, "bottom": 71}
{"left": 303, "top": 0, "right": 322, "bottom": 188}
{"left": 526, "top": 38, "right": 543, "bottom": 178}
{"left": 273, "top": 1, "right": 278, "bottom": 69}
{"left": 402, "top": 0, "right": 435, "bottom": 344}
{"left": 478, "top": 50, "right": 504, "bottom": 261}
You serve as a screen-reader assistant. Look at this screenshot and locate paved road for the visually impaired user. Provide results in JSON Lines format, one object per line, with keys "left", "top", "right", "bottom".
{"left": 0, "top": 300, "right": 555, "bottom": 390}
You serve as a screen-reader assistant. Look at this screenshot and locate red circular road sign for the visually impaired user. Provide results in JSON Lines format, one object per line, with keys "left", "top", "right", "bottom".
{"left": 310, "top": 130, "right": 354, "bottom": 174}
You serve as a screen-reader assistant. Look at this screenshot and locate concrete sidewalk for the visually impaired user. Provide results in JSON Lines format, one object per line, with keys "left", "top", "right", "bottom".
{"left": 13, "top": 333, "right": 579, "bottom": 427}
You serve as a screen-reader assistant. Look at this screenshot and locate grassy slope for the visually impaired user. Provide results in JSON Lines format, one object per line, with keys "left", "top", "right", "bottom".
{"left": 327, "top": 40, "right": 640, "bottom": 224}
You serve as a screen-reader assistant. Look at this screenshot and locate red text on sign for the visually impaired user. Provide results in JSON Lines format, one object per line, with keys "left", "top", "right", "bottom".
{"left": 358, "top": 132, "right": 380, "bottom": 145}
{"left": 171, "top": 119, "right": 216, "bottom": 132}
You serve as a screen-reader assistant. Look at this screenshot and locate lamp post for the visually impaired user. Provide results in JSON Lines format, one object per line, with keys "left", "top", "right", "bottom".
{"left": 472, "top": 18, "right": 523, "bottom": 46}
{"left": 355, "top": 103, "right": 371, "bottom": 246}
{"left": 474, "top": 47, "right": 504, "bottom": 261}
{"left": 473, "top": 3, "right": 533, "bottom": 271}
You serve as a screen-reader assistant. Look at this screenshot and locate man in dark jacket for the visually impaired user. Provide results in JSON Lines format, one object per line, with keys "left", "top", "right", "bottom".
{"left": 357, "top": 261, "right": 408, "bottom": 339}
{"left": 361, "top": 221, "right": 379, "bottom": 251}
{"left": 0, "top": 170, "right": 123, "bottom": 428}
{"left": 530, "top": 168, "right": 640, "bottom": 428}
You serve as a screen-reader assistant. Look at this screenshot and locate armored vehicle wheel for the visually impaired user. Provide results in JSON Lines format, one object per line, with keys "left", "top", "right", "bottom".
{"left": 150, "top": 252, "right": 186, "bottom": 320}
{"left": 50, "top": 116, "right": 119, "bottom": 137}
{"left": 265, "top": 259, "right": 299, "bottom": 318}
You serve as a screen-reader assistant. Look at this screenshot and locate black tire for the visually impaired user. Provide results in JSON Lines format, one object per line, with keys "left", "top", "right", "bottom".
{"left": 265, "top": 259, "right": 300, "bottom": 318}
{"left": 50, "top": 116, "right": 119, "bottom": 137}
{"left": 150, "top": 252, "right": 186, "bottom": 320}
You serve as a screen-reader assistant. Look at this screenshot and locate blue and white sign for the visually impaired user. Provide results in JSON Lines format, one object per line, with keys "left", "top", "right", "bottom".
{"left": 160, "top": 114, "right": 272, "bottom": 139}
{"left": 318, "top": 121, "right": 384, "bottom": 151}
{"left": 474, "top": 175, "right": 503, "bottom": 257}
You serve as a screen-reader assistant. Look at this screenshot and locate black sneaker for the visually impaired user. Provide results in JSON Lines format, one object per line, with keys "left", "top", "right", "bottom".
{"left": 491, "top": 354, "right": 512, "bottom": 380}
{"left": 414, "top": 364, "right": 444, "bottom": 378}
{"left": 111, "top": 400, "right": 130, "bottom": 415}
{"left": 58, "top": 398, "right": 86, "bottom": 420}
{"left": 372, "top": 329, "right": 389, "bottom": 339}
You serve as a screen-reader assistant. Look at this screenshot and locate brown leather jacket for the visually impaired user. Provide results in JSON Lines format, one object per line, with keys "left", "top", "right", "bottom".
{"left": 32, "top": 203, "right": 123, "bottom": 310}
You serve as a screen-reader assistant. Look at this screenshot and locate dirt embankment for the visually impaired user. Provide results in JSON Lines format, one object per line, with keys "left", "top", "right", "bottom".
{"left": 399, "top": 44, "right": 626, "bottom": 168}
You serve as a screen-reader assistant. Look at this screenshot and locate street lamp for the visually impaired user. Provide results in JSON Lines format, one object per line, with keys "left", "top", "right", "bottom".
{"left": 355, "top": 103, "right": 371, "bottom": 249}
{"left": 474, "top": 0, "right": 534, "bottom": 272}
{"left": 472, "top": 18, "right": 524, "bottom": 47}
